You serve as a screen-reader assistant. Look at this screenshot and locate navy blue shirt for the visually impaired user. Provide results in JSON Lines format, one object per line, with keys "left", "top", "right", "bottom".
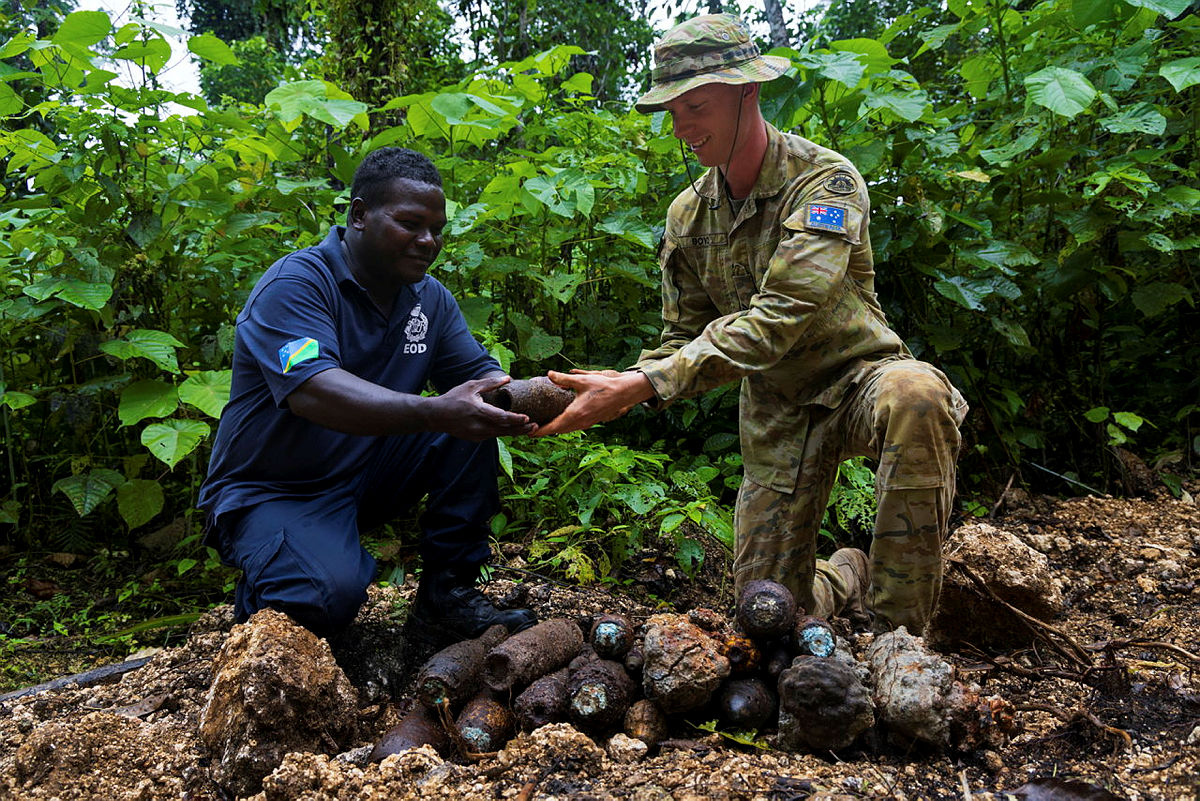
{"left": 198, "top": 226, "right": 500, "bottom": 523}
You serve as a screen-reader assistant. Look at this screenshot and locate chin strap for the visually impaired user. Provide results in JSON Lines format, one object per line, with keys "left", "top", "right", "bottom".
{"left": 678, "top": 89, "right": 747, "bottom": 212}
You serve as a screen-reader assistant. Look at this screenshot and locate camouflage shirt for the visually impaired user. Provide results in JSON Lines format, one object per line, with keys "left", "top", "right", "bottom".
{"left": 633, "top": 124, "right": 908, "bottom": 492}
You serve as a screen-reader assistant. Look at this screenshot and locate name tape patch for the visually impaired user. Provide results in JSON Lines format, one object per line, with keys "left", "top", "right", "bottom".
{"left": 682, "top": 233, "right": 729, "bottom": 248}
{"left": 278, "top": 337, "right": 319, "bottom": 373}
{"left": 805, "top": 204, "right": 847, "bottom": 234}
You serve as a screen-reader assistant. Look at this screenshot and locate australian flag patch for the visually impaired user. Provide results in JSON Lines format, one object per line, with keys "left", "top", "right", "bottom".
{"left": 805, "top": 203, "right": 848, "bottom": 234}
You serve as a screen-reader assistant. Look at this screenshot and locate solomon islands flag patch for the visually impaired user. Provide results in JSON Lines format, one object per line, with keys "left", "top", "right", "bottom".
{"left": 805, "top": 203, "right": 847, "bottom": 234}
{"left": 278, "top": 337, "right": 319, "bottom": 373}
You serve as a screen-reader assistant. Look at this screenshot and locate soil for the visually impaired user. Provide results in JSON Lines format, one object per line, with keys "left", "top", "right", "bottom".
{"left": 1, "top": 488, "right": 1198, "bottom": 800}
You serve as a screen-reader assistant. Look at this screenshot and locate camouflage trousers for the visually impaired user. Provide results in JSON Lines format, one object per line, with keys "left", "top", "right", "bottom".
{"left": 733, "top": 358, "right": 968, "bottom": 634}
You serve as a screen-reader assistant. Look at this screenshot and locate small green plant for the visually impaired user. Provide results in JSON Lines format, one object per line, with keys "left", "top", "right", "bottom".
{"left": 1084, "top": 407, "right": 1147, "bottom": 447}
{"left": 821, "top": 457, "right": 877, "bottom": 544}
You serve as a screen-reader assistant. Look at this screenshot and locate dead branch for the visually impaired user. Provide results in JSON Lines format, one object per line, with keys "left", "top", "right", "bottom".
{"left": 1015, "top": 702, "right": 1132, "bottom": 751}
{"left": 948, "top": 559, "right": 1093, "bottom": 668}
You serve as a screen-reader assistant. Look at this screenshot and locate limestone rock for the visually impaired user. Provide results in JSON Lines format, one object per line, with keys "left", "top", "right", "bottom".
{"left": 606, "top": 733, "right": 648, "bottom": 763}
{"left": 867, "top": 627, "right": 960, "bottom": 748}
{"left": 199, "top": 609, "right": 360, "bottom": 797}
{"left": 641, "top": 613, "right": 731, "bottom": 714}
{"left": 931, "top": 521, "right": 1064, "bottom": 648}
{"left": 776, "top": 654, "right": 874, "bottom": 752}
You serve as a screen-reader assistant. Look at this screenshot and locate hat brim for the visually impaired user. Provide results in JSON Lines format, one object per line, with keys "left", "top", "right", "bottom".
{"left": 634, "top": 54, "right": 791, "bottom": 113}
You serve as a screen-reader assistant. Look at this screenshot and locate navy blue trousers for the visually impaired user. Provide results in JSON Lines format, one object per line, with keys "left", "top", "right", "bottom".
{"left": 211, "top": 432, "right": 498, "bottom": 636}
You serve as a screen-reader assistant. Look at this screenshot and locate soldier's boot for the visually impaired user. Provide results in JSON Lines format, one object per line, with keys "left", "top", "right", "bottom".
{"left": 829, "top": 548, "right": 873, "bottom": 632}
{"left": 410, "top": 566, "right": 537, "bottom": 645}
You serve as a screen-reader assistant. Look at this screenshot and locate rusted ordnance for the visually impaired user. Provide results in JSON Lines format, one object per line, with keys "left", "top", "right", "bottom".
{"left": 642, "top": 614, "right": 730, "bottom": 714}
{"left": 513, "top": 667, "right": 570, "bottom": 732}
{"left": 777, "top": 654, "right": 874, "bottom": 752}
{"left": 481, "top": 377, "right": 574, "bottom": 425}
{"left": 736, "top": 580, "right": 798, "bottom": 640}
{"left": 793, "top": 615, "right": 836, "bottom": 658}
{"left": 764, "top": 641, "right": 793, "bottom": 679}
{"left": 416, "top": 624, "right": 508, "bottom": 710}
{"left": 567, "top": 658, "right": 636, "bottom": 733}
{"left": 484, "top": 618, "right": 584, "bottom": 692}
{"left": 623, "top": 644, "right": 645, "bottom": 676}
{"left": 866, "top": 627, "right": 1017, "bottom": 751}
{"left": 455, "top": 690, "right": 515, "bottom": 754}
{"left": 624, "top": 699, "right": 668, "bottom": 747}
{"left": 589, "top": 614, "right": 635, "bottom": 660}
{"left": 717, "top": 677, "right": 776, "bottom": 730}
{"left": 370, "top": 703, "right": 451, "bottom": 762}
{"left": 717, "top": 632, "right": 762, "bottom": 676}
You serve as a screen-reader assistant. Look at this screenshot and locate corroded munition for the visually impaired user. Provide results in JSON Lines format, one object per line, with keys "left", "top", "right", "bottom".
{"left": 567, "top": 658, "right": 636, "bottom": 733}
{"left": 416, "top": 624, "right": 508, "bottom": 710}
{"left": 369, "top": 703, "right": 451, "bottom": 762}
{"left": 793, "top": 615, "right": 836, "bottom": 658}
{"left": 623, "top": 644, "right": 645, "bottom": 676}
{"left": 484, "top": 618, "right": 584, "bottom": 692}
{"left": 481, "top": 377, "right": 574, "bottom": 425}
{"left": 777, "top": 654, "right": 874, "bottom": 752}
{"left": 764, "top": 641, "right": 793, "bottom": 679}
{"left": 455, "top": 690, "right": 515, "bottom": 754}
{"left": 589, "top": 614, "right": 635, "bottom": 660}
{"left": 736, "top": 580, "right": 798, "bottom": 640}
{"left": 717, "top": 677, "right": 776, "bottom": 731}
{"left": 624, "top": 699, "right": 668, "bottom": 747}
{"left": 717, "top": 631, "right": 762, "bottom": 675}
{"left": 513, "top": 667, "right": 570, "bottom": 731}
{"left": 641, "top": 613, "right": 730, "bottom": 714}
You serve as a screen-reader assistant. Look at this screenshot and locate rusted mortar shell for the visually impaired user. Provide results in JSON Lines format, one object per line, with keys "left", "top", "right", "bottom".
{"left": 370, "top": 703, "right": 451, "bottom": 762}
{"left": 589, "top": 614, "right": 635, "bottom": 660}
{"left": 416, "top": 624, "right": 509, "bottom": 710}
{"left": 764, "top": 641, "right": 793, "bottom": 679}
{"left": 736, "top": 580, "right": 798, "bottom": 640}
{"left": 777, "top": 654, "right": 874, "bottom": 752}
{"left": 481, "top": 377, "right": 575, "bottom": 425}
{"left": 455, "top": 690, "right": 515, "bottom": 754}
{"left": 513, "top": 667, "right": 570, "bottom": 732}
{"left": 625, "top": 699, "right": 669, "bottom": 747}
{"left": 623, "top": 643, "right": 645, "bottom": 676}
{"left": 793, "top": 616, "right": 836, "bottom": 658}
{"left": 717, "top": 677, "right": 777, "bottom": 731}
{"left": 569, "top": 644, "right": 600, "bottom": 672}
{"left": 717, "top": 632, "right": 762, "bottom": 676}
{"left": 567, "top": 658, "right": 636, "bottom": 733}
{"left": 484, "top": 618, "right": 584, "bottom": 692}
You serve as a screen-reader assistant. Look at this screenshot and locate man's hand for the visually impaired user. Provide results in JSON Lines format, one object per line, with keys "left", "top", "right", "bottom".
{"left": 429, "top": 375, "right": 537, "bottom": 441}
{"left": 530, "top": 370, "right": 656, "bottom": 437}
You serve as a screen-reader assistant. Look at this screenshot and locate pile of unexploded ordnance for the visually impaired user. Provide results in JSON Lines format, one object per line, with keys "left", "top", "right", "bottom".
{"left": 371, "top": 578, "right": 1017, "bottom": 762}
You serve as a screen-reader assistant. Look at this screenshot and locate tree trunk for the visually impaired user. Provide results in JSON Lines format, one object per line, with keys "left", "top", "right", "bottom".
{"left": 762, "top": 0, "right": 790, "bottom": 48}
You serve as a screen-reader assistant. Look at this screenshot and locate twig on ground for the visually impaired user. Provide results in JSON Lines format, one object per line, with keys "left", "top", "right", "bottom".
{"left": 948, "top": 559, "right": 1093, "bottom": 668}
{"left": 1015, "top": 702, "right": 1132, "bottom": 751}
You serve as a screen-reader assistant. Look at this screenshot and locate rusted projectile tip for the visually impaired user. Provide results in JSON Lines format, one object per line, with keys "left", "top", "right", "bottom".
{"left": 717, "top": 632, "right": 762, "bottom": 676}
{"left": 589, "top": 614, "right": 635, "bottom": 660}
{"left": 718, "top": 676, "right": 776, "bottom": 731}
{"left": 736, "top": 579, "right": 797, "bottom": 640}
{"left": 793, "top": 615, "right": 836, "bottom": 658}
{"left": 370, "top": 704, "right": 451, "bottom": 762}
{"left": 481, "top": 376, "right": 575, "bottom": 425}
{"left": 484, "top": 618, "right": 584, "bottom": 692}
{"left": 416, "top": 624, "right": 509, "bottom": 709}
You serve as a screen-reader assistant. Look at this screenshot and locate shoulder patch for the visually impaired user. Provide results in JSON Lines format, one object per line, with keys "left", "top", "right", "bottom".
{"left": 804, "top": 203, "right": 848, "bottom": 234}
{"left": 823, "top": 171, "right": 857, "bottom": 195}
{"left": 278, "top": 337, "right": 319, "bottom": 373}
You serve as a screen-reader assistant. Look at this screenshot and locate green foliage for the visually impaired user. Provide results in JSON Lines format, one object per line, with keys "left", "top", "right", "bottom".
{"left": 197, "top": 35, "right": 286, "bottom": 106}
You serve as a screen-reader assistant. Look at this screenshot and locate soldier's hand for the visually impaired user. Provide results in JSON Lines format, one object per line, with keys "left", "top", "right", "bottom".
{"left": 530, "top": 370, "right": 655, "bottom": 438}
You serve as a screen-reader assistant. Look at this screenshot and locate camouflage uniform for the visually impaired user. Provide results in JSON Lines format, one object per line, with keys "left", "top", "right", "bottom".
{"left": 632, "top": 121, "right": 968, "bottom": 634}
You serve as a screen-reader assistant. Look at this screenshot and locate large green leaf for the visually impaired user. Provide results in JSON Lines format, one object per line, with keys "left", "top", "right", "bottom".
{"left": 524, "top": 327, "right": 563, "bottom": 360}
{"left": 53, "top": 468, "right": 124, "bottom": 516}
{"left": 119, "top": 380, "right": 179, "bottom": 426}
{"left": 1122, "top": 0, "right": 1191, "bottom": 17}
{"left": 797, "top": 51, "right": 865, "bottom": 88}
{"left": 52, "top": 10, "right": 111, "bottom": 48}
{"left": 111, "top": 38, "right": 172, "bottom": 73}
{"left": 861, "top": 88, "right": 928, "bottom": 122}
{"left": 1159, "top": 57, "right": 1200, "bottom": 92}
{"left": 178, "top": 370, "right": 232, "bottom": 419}
{"left": 117, "top": 479, "right": 164, "bottom": 529}
{"left": 100, "top": 329, "right": 185, "bottom": 373}
{"left": 56, "top": 279, "right": 112, "bottom": 310}
{"left": 1025, "top": 67, "right": 1096, "bottom": 117}
{"left": 187, "top": 33, "right": 238, "bottom": 65}
{"left": 1099, "top": 102, "right": 1166, "bottom": 135}
{"left": 1131, "top": 282, "right": 1190, "bottom": 317}
{"left": 141, "top": 420, "right": 210, "bottom": 469}
{"left": 598, "top": 209, "right": 657, "bottom": 249}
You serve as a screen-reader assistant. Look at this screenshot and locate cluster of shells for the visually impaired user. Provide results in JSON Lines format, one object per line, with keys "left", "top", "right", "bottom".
{"left": 372, "top": 579, "right": 1016, "bottom": 762}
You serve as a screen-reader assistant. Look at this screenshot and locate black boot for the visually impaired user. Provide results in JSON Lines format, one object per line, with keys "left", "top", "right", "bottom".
{"left": 410, "top": 565, "right": 537, "bottom": 644}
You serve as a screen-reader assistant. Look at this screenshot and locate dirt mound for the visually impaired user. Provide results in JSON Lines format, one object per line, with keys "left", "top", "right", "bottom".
{"left": 1, "top": 491, "right": 1198, "bottom": 799}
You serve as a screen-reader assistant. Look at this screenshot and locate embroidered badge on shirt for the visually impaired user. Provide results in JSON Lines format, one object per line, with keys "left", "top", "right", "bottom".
{"left": 403, "top": 304, "right": 429, "bottom": 354}
{"left": 278, "top": 337, "right": 319, "bottom": 373}
{"left": 824, "top": 171, "right": 857, "bottom": 194}
{"left": 805, "top": 204, "right": 848, "bottom": 234}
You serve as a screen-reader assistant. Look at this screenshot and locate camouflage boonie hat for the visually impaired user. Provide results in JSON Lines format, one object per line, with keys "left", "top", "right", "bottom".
{"left": 634, "top": 14, "right": 790, "bottom": 113}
